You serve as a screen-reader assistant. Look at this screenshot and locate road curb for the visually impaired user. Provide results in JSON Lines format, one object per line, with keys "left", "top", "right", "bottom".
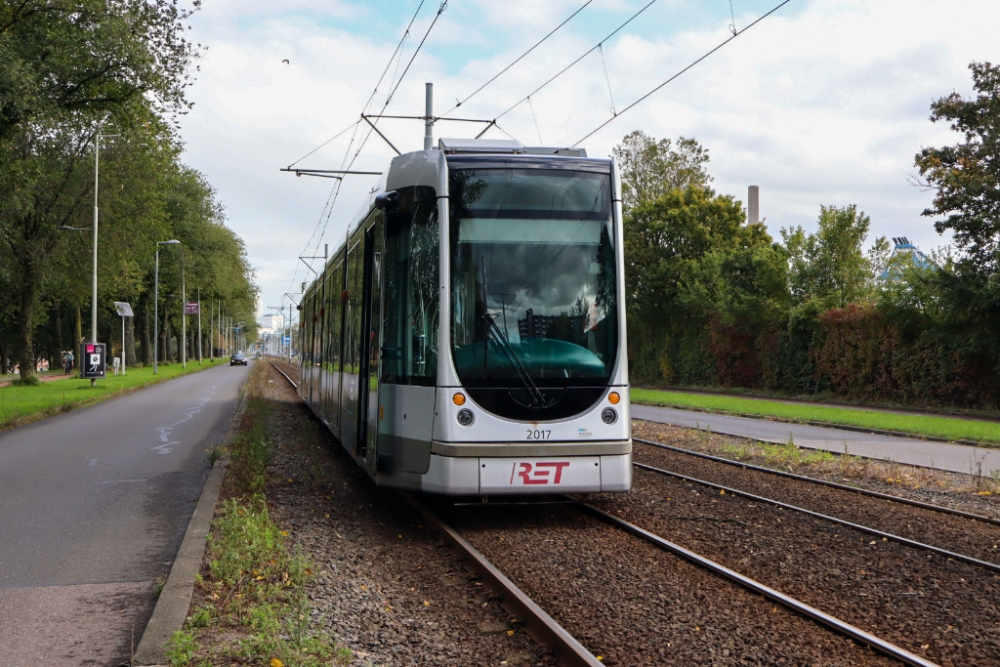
{"left": 133, "top": 379, "right": 248, "bottom": 665}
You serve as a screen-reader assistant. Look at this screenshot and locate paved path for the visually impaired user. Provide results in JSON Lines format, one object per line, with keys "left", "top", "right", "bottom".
{"left": 632, "top": 404, "right": 1000, "bottom": 478}
{"left": 0, "top": 362, "right": 251, "bottom": 667}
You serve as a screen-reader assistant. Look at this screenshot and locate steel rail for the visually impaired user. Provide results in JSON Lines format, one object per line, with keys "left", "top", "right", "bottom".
{"left": 579, "top": 503, "right": 942, "bottom": 667}
{"left": 403, "top": 493, "right": 603, "bottom": 667}
{"left": 633, "top": 435, "right": 1000, "bottom": 526}
{"left": 634, "top": 461, "right": 1000, "bottom": 574}
{"left": 267, "top": 358, "right": 298, "bottom": 389}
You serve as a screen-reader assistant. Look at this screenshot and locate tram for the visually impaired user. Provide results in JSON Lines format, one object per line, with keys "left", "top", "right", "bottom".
{"left": 297, "top": 137, "right": 631, "bottom": 495}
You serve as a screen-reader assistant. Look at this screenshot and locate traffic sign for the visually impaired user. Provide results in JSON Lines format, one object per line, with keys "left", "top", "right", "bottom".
{"left": 185, "top": 301, "right": 199, "bottom": 314}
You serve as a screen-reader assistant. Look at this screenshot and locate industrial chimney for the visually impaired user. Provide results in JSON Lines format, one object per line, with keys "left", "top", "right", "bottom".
{"left": 748, "top": 185, "right": 760, "bottom": 224}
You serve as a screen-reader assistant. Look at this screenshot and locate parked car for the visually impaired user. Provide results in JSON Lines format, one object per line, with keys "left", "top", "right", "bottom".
{"left": 230, "top": 352, "right": 248, "bottom": 366}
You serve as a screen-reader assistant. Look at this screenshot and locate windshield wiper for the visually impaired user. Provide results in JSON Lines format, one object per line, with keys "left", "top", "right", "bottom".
{"left": 482, "top": 312, "right": 550, "bottom": 408}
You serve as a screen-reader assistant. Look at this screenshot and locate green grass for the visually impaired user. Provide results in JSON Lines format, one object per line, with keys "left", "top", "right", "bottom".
{"left": 0, "top": 358, "right": 232, "bottom": 430}
{"left": 177, "top": 362, "right": 351, "bottom": 667}
{"left": 631, "top": 387, "right": 1000, "bottom": 445}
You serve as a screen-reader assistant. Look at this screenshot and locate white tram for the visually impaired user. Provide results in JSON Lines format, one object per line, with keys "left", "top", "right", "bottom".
{"left": 297, "top": 137, "right": 631, "bottom": 495}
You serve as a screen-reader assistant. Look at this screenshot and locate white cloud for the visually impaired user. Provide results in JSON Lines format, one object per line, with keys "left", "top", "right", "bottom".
{"left": 179, "top": 0, "right": 1000, "bottom": 318}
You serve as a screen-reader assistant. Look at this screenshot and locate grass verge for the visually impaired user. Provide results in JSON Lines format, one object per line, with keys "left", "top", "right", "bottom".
{"left": 167, "top": 362, "right": 351, "bottom": 667}
{"left": 0, "top": 358, "right": 231, "bottom": 431}
{"left": 631, "top": 387, "right": 1000, "bottom": 445}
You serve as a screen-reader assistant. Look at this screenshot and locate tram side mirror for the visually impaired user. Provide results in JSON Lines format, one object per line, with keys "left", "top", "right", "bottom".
{"left": 374, "top": 190, "right": 400, "bottom": 210}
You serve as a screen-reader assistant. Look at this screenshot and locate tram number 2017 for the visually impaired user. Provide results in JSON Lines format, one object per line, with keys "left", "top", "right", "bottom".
{"left": 526, "top": 429, "right": 551, "bottom": 440}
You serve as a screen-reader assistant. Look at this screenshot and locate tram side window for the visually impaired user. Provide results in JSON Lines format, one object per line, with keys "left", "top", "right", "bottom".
{"left": 381, "top": 190, "right": 439, "bottom": 386}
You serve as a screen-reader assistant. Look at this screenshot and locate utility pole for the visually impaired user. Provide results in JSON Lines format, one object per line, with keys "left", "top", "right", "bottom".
{"left": 197, "top": 287, "right": 203, "bottom": 364}
{"left": 90, "top": 131, "right": 119, "bottom": 386}
{"left": 424, "top": 82, "right": 434, "bottom": 150}
{"left": 181, "top": 262, "right": 186, "bottom": 369}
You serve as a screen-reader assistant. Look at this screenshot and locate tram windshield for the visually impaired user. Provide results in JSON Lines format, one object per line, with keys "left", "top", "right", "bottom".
{"left": 449, "top": 167, "right": 618, "bottom": 390}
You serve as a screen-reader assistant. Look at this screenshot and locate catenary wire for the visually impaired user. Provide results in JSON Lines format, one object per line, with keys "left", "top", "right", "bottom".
{"left": 572, "top": 0, "right": 792, "bottom": 146}
{"left": 304, "top": 0, "right": 447, "bottom": 269}
{"left": 285, "top": 1, "right": 433, "bottom": 299}
{"left": 440, "top": 0, "right": 595, "bottom": 117}
{"left": 493, "top": 0, "right": 658, "bottom": 122}
{"left": 286, "top": 1, "right": 427, "bottom": 169}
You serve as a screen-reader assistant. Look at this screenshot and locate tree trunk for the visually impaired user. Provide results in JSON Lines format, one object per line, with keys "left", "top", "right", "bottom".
{"left": 162, "top": 316, "right": 171, "bottom": 363}
{"left": 74, "top": 305, "right": 82, "bottom": 348}
{"left": 125, "top": 314, "right": 136, "bottom": 367}
{"left": 140, "top": 295, "right": 151, "bottom": 366}
{"left": 54, "top": 307, "right": 64, "bottom": 363}
{"left": 16, "top": 266, "right": 39, "bottom": 382}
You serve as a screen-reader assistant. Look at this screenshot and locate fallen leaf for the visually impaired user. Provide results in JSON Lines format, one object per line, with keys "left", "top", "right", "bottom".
{"left": 270, "top": 659, "right": 284, "bottom": 667}
{"left": 424, "top": 600, "right": 430, "bottom": 606}
{"left": 507, "top": 630, "right": 514, "bottom": 636}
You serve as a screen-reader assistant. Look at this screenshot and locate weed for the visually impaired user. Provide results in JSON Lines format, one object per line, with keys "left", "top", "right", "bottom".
{"left": 204, "top": 444, "right": 226, "bottom": 468}
{"left": 153, "top": 574, "right": 167, "bottom": 598}
{"left": 10, "top": 376, "right": 40, "bottom": 386}
{"left": 186, "top": 606, "right": 212, "bottom": 629}
{"left": 165, "top": 629, "right": 200, "bottom": 666}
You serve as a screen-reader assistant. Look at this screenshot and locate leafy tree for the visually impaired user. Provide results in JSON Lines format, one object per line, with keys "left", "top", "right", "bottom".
{"left": 915, "top": 62, "right": 1000, "bottom": 273}
{"left": 0, "top": 0, "right": 199, "bottom": 380}
{"left": 781, "top": 205, "right": 875, "bottom": 309}
{"left": 0, "top": 0, "right": 199, "bottom": 142}
{"left": 612, "top": 131, "right": 712, "bottom": 213}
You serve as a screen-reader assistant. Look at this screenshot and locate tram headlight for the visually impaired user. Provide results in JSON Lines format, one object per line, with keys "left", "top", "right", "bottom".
{"left": 601, "top": 407, "right": 618, "bottom": 424}
{"left": 456, "top": 408, "right": 475, "bottom": 426}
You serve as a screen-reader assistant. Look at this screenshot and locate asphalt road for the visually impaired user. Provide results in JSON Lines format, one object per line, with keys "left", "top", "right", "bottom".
{"left": 0, "top": 361, "right": 251, "bottom": 667}
{"left": 632, "top": 403, "right": 1000, "bottom": 478}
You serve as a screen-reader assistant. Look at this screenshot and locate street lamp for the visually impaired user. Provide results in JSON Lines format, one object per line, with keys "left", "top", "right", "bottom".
{"left": 154, "top": 239, "right": 181, "bottom": 374}
{"left": 283, "top": 293, "right": 301, "bottom": 364}
{"left": 90, "top": 133, "right": 119, "bottom": 340}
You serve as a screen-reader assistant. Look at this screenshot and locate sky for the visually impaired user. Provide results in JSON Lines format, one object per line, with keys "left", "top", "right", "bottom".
{"left": 178, "top": 0, "right": 1000, "bottom": 323}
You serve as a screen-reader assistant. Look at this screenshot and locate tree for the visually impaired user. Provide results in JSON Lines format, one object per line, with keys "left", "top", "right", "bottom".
{"left": 0, "top": 0, "right": 199, "bottom": 142}
{"left": 915, "top": 62, "right": 1000, "bottom": 273}
{"left": 612, "top": 131, "right": 712, "bottom": 213}
{"left": 0, "top": 0, "right": 199, "bottom": 381}
{"left": 781, "top": 205, "right": 874, "bottom": 309}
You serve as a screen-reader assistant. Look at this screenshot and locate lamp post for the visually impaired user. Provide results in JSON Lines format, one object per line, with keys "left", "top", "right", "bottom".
{"left": 86, "top": 131, "right": 119, "bottom": 386}
{"left": 180, "top": 260, "right": 186, "bottom": 369}
{"left": 154, "top": 239, "right": 181, "bottom": 374}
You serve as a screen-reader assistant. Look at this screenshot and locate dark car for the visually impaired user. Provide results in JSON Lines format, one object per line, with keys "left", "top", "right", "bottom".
{"left": 230, "top": 352, "right": 248, "bottom": 366}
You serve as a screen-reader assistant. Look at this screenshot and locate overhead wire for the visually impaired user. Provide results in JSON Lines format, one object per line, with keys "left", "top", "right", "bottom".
{"left": 285, "top": 0, "right": 435, "bottom": 299}
{"left": 493, "top": 0, "right": 658, "bottom": 122}
{"left": 303, "top": 0, "right": 448, "bottom": 268}
{"left": 572, "top": 0, "right": 792, "bottom": 146}
{"left": 440, "top": 0, "right": 594, "bottom": 117}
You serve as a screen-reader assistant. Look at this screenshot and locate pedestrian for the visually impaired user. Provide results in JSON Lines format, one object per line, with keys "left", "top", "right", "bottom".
{"left": 65, "top": 350, "right": 74, "bottom": 374}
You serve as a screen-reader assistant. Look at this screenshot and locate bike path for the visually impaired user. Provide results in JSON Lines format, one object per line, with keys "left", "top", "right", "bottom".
{"left": 0, "top": 361, "right": 251, "bottom": 667}
{"left": 632, "top": 404, "right": 1000, "bottom": 478}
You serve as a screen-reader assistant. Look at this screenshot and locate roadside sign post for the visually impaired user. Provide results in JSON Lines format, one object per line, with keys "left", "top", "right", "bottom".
{"left": 113, "top": 302, "right": 134, "bottom": 376}
{"left": 80, "top": 343, "right": 106, "bottom": 381}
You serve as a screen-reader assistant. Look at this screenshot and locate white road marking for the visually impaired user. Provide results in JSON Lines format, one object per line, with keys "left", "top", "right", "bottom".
{"left": 95, "top": 479, "right": 147, "bottom": 485}
{"left": 151, "top": 393, "right": 213, "bottom": 456}
{"left": 86, "top": 458, "right": 99, "bottom": 467}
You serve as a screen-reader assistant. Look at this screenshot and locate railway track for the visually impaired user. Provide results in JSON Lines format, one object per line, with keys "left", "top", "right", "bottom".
{"left": 267, "top": 357, "right": 298, "bottom": 388}
{"left": 633, "top": 431, "right": 1000, "bottom": 526}
{"left": 266, "top": 365, "right": 981, "bottom": 665}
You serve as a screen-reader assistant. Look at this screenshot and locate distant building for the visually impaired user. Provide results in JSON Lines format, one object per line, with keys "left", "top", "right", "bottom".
{"left": 259, "top": 312, "right": 284, "bottom": 335}
{"left": 880, "top": 237, "right": 935, "bottom": 282}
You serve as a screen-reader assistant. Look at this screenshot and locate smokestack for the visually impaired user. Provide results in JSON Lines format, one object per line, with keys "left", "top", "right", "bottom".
{"left": 748, "top": 185, "right": 760, "bottom": 224}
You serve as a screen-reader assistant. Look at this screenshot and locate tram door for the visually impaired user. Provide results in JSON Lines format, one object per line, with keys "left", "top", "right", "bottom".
{"left": 358, "top": 213, "right": 384, "bottom": 476}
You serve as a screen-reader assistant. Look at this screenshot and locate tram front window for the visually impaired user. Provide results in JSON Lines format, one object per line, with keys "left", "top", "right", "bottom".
{"left": 450, "top": 167, "right": 618, "bottom": 419}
